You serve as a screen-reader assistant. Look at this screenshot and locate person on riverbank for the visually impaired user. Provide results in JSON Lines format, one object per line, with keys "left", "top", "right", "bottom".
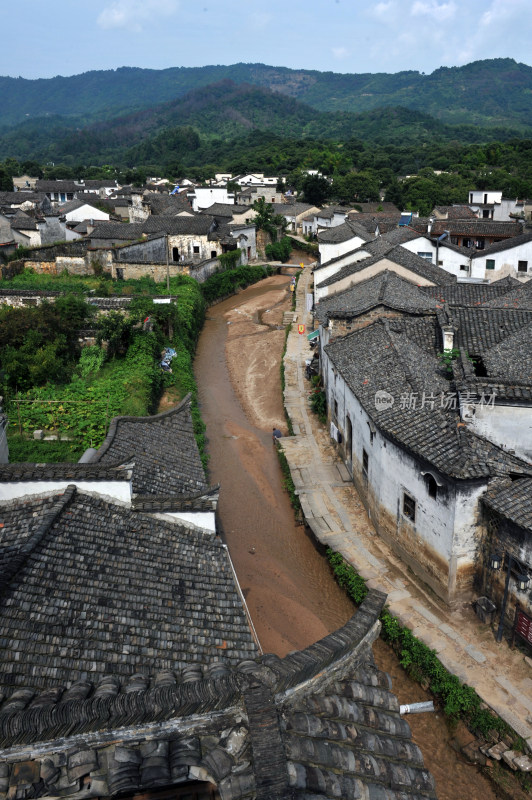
{"left": 272, "top": 427, "right": 282, "bottom": 443}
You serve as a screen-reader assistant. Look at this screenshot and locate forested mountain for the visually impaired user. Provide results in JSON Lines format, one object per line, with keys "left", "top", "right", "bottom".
{"left": 1, "top": 58, "right": 531, "bottom": 129}
{"left": 0, "top": 81, "right": 527, "bottom": 167}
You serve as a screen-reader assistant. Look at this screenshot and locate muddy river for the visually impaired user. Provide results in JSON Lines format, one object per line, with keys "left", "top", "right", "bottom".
{"left": 194, "top": 272, "right": 498, "bottom": 800}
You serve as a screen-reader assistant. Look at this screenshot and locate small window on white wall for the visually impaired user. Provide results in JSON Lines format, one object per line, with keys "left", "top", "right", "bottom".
{"left": 417, "top": 252, "right": 432, "bottom": 260}
{"left": 424, "top": 474, "right": 438, "bottom": 499}
{"left": 403, "top": 492, "right": 416, "bottom": 522}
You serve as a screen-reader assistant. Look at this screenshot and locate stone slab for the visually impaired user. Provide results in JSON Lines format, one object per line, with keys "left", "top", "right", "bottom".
{"left": 496, "top": 675, "right": 532, "bottom": 716}
{"left": 465, "top": 645, "right": 487, "bottom": 664}
{"left": 386, "top": 589, "right": 411, "bottom": 603}
{"left": 334, "top": 461, "right": 352, "bottom": 482}
{"left": 409, "top": 602, "right": 443, "bottom": 627}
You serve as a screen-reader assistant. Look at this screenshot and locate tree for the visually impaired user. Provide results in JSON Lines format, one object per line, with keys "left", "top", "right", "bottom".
{"left": 252, "top": 197, "right": 286, "bottom": 241}
{"left": 0, "top": 167, "right": 13, "bottom": 192}
{"left": 300, "top": 175, "right": 331, "bottom": 206}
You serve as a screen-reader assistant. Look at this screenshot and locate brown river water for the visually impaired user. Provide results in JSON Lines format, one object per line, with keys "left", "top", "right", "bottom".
{"left": 194, "top": 275, "right": 499, "bottom": 800}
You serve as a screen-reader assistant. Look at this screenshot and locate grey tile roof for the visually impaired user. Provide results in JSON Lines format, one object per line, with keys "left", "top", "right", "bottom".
{"left": 317, "top": 219, "right": 373, "bottom": 245}
{"left": 315, "top": 270, "right": 438, "bottom": 323}
{"left": 0, "top": 462, "right": 131, "bottom": 484}
{"left": 0, "top": 589, "right": 437, "bottom": 800}
{"left": 483, "top": 478, "right": 532, "bottom": 531}
{"left": 472, "top": 231, "right": 532, "bottom": 257}
{"left": 200, "top": 203, "right": 251, "bottom": 217}
{"left": 282, "top": 663, "right": 436, "bottom": 798}
{"left": 144, "top": 193, "right": 192, "bottom": 215}
{"left": 431, "top": 219, "right": 524, "bottom": 238}
{"left": 325, "top": 319, "right": 527, "bottom": 480}
{"left": 89, "top": 221, "right": 144, "bottom": 240}
{"left": 0, "top": 486, "right": 258, "bottom": 690}
{"left": 271, "top": 202, "right": 315, "bottom": 217}
{"left": 35, "top": 180, "right": 83, "bottom": 193}
{"left": 57, "top": 198, "right": 98, "bottom": 214}
{"left": 480, "top": 280, "right": 532, "bottom": 310}
{"left": 10, "top": 211, "right": 38, "bottom": 230}
{"left": 314, "top": 229, "right": 420, "bottom": 273}
{"left": 141, "top": 214, "right": 216, "bottom": 236}
{"left": 92, "top": 395, "right": 208, "bottom": 498}
{"left": 421, "top": 276, "right": 520, "bottom": 306}
{"left": 352, "top": 202, "right": 400, "bottom": 214}
{"left": 347, "top": 213, "right": 405, "bottom": 235}
{"left": 432, "top": 205, "right": 477, "bottom": 219}
{"left": 482, "top": 321, "right": 532, "bottom": 383}
{"left": 450, "top": 307, "right": 532, "bottom": 355}
{"left": 0, "top": 191, "right": 47, "bottom": 205}
{"left": 316, "top": 245, "right": 456, "bottom": 289}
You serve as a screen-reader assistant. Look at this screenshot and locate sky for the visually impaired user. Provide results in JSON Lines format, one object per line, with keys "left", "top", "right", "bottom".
{"left": 2, "top": 0, "right": 531, "bottom": 80}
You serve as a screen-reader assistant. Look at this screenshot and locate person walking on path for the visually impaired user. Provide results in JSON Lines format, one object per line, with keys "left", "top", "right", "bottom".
{"left": 272, "top": 427, "right": 282, "bottom": 443}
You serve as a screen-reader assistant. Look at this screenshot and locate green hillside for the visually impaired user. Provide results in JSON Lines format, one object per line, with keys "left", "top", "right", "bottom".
{"left": 0, "top": 80, "right": 527, "bottom": 167}
{"left": 1, "top": 58, "right": 531, "bottom": 129}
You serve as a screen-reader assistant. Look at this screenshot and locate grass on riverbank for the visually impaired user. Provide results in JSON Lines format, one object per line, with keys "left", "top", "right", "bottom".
{"left": 327, "top": 548, "right": 519, "bottom": 744}
{"left": 3, "top": 266, "right": 273, "bottom": 466}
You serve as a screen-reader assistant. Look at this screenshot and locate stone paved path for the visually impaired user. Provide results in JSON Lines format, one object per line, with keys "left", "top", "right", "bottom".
{"left": 281, "top": 263, "right": 532, "bottom": 748}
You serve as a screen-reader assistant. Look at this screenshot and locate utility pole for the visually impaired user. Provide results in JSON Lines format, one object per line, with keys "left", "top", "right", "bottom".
{"left": 166, "top": 232, "right": 170, "bottom": 293}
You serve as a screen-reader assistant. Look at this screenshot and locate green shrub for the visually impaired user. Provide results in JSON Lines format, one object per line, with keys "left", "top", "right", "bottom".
{"left": 327, "top": 549, "right": 515, "bottom": 740}
{"left": 310, "top": 387, "right": 327, "bottom": 423}
{"left": 201, "top": 265, "right": 270, "bottom": 304}
{"left": 265, "top": 236, "right": 292, "bottom": 262}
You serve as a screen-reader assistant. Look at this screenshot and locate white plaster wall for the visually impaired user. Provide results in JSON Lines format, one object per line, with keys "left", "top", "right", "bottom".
{"left": 470, "top": 240, "right": 532, "bottom": 280}
{"left": 319, "top": 235, "right": 367, "bottom": 265}
{"left": 469, "top": 191, "right": 502, "bottom": 205}
{"left": 464, "top": 404, "right": 532, "bottom": 463}
{"left": 324, "top": 357, "right": 455, "bottom": 566}
{"left": 314, "top": 248, "right": 371, "bottom": 301}
{"left": 0, "top": 480, "right": 132, "bottom": 503}
{"left": 316, "top": 257, "right": 435, "bottom": 301}
{"left": 65, "top": 205, "right": 109, "bottom": 223}
{"left": 152, "top": 510, "right": 216, "bottom": 532}
{"left": 192, "top": 188, "right": 231, "bottom": 211}
{"left": 400, "top": 238, "right": 469, "bottom": 278}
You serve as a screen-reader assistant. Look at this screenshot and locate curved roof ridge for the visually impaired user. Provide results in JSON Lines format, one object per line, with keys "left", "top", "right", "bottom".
{"left": 91, "top": 393, "right": 193, "bottom": 464}
{"left": 0, "top": 593, "right": 386, "bottom": 748}
{"left": 0, "top": 485, "right": 77, "bottom": 603}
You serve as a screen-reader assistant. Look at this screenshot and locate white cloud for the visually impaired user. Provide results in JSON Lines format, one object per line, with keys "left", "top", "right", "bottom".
{"left": 411, "top": 0, "right": 456, "bottom": 22}
{"left": 97, "top": 0, "right": 178, "bottom": 32}
{"left": 480, "top": 0, "right": 527, "bottom": 27}
{"left": 248, "top": 12, "right": 272, "bottom": 30}
{"left": 332, "top": 46, "right": 349, "bottom": 59}
{"left": 371, "top": 1, "right": 395, "bottom": 19}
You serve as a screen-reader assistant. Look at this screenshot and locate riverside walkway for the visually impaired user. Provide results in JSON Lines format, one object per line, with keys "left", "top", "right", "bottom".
{"left": 280, "top": 262, "right": 532, "bottom": 748}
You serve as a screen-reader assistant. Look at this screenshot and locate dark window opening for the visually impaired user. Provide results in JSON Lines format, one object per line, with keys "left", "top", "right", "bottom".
{"left": 483, "top": 209, "right": 490, "bottom": 218}
{"left": 122, "top": 783, "right": 220, "bottom": 800}
{"left": 424, "top": 474, "right": 438, "bottom": 499}
{"left": 486, "top": 259, "right": 495, "bottom": 270}
{"left": 518, "top": 260, "right": 528, "bottom": 273}
{"left": 362, "top": 448, "right": 368, "bottom": 480}
{"left": 211, "top": 250, "right": 217, "bottom": 258}
{"left": 193, "top": 245, "right": 200, "bottom": 254}
{"left": 172, "top": 247, "right": 179, "bottom": 261}
{"left": 403, "top": 492, "right": 416, "bottom": 522}
{"left": 470, "top": 355, "right": 487, "bottom": 377}
{"left": 346, "top": 416, "right": 353, "bottom": 461}
{"left": 333, "top": 399, "right": 338, "bottom": 421}
{"left": 116, "top": 268, "right": 124, "bottom": 280}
